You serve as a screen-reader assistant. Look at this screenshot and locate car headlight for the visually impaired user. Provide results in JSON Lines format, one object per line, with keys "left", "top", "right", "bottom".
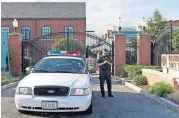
{"left": 18, "top": 87, "right": 32, "bottom": 95}
{"left": 70, "top": 88, "right": 91, "bottom": 96}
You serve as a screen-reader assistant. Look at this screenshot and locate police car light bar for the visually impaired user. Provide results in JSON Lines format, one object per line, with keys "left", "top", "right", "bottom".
{"left": 47, "top": 50, "right": 80, "bottom": 56}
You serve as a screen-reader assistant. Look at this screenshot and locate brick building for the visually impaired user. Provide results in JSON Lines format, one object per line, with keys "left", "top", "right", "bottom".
{"left": 168, "top": 20, "right": 179, "bottom": 26}
{"left": 1, "top": 2, "right": 86, "bottom": 65}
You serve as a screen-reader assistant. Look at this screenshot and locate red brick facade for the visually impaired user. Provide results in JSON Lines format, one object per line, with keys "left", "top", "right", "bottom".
{"left": 114, "top": 33, "right": 126, "bottom": 74}
{"left": 168, "top": 20, "right": 179, "bottom": 26}
{"left": 1, "top": 19, "right": 86, "bottom": 40}
{"left": 2, "top": 19, "right": 86, "bottom": 65}
{"left": 137, "top": 34, "right": 151, "bottom": 65}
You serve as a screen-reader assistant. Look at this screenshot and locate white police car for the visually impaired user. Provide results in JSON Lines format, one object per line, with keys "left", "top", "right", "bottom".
{"left": 14, "top": 51, "right": 95, "bottom": 114}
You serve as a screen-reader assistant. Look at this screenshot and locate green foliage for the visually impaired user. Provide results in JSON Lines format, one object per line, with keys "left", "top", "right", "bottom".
{"left": 129, "top": 37, "right": 137, "bottom": 46}
{"left": 1, "top": 75, "right": 15, "bottom": 85}
{"left": 172, "top": 30, "right": 179, "bottom": 52}
{"left": 118, "top": 65, "right": 128, "bottom": 78}
{"left": 52, "top": 38, "right": 85, "bottom": 54}
{"left": 132, "top": 75, "right": 148, "bottom": 85}
{"left": 119, "top": 65, "right": 160, "bottom": 79}
{"left": 149, "top": 82, "right": 173, "bottom": 98}
{"left": 145, "top": 9, "right": 167, "bottom": 40}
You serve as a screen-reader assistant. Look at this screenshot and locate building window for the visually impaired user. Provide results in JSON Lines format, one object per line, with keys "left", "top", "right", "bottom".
{"left": 1, "top": 26, "right": 10, "bottom": 33}
{"left": 21, "top": 26, "right": 31, "bottom": 40}
{"left": 64, "top": 26, "right": 74, "bottom": 38}
{"left": 41, "top": 26, "right": 51, "bottom": 39}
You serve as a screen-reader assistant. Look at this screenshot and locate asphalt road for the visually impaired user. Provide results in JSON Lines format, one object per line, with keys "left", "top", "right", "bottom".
{"left": 1, "top": 76, "right": 179, "bottom": 118}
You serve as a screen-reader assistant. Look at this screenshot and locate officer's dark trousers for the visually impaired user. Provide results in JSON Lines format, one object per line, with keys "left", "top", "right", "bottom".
{"left": 99, "top": 70, "right": 112, "bottom": 96}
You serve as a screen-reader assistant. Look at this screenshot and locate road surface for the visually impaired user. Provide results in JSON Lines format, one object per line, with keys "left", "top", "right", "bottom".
{"left": 2, "top": 76, "right": 179, "bottom": 118}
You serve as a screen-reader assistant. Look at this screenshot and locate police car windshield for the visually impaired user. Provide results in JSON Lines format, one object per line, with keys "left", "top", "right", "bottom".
{"left": 33, "top": 58, "right": 87, "bottom": 74}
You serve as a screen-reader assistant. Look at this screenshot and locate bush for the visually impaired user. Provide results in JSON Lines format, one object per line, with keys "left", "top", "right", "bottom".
{"left": 119, "top": 65, "right": 160, "bottom": 79}
{"left": 1, "top": 75, "right": 15, "bottom": 85}
{"left": 132, "top": 75, "right": 148, "bottom": 85}
{"left": 118, "top": 65, "right": 128, "bottom": 78}
{"left": 149, "top": 82, "right": 173, "bottom": 98}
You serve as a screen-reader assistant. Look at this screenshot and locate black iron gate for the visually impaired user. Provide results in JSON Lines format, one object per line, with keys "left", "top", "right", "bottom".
{"left": 126, "top": 43, "right": 137, "bottom": 65}
{"left": 22, "top": 31, "right": 114, "bottom": 75}
{"left": 151, "top": 26, "right": 174, "bottom": 66}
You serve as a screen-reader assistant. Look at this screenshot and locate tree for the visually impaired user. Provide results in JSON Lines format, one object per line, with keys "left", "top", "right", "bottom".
{"left": 145, "top": 9, "right": 167, "bottom": 40}
{"left": 129, "top": 37, "right": 137, "bottom": 46}
{"left": 52, "top": 38, "right": 85, "bottom": 54}
{"left": 172, "top": 30, "right": 179, "bottom": 52}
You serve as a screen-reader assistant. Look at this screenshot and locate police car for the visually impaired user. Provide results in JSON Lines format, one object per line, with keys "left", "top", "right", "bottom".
{"left": 14, "top": 50, "right": 95, "bottom": 114}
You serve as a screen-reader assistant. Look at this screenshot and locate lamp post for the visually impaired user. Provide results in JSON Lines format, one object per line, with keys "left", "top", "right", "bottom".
{"left": 119, "top": 17, "right": 122, "bottom": 32}
{"left": 141, "top": 17, "right": 146, "bottom": 33}
{"left": 67, "top": 27, "right": 70, "bottom": 50}
{"left": 170, "top": 20, "right": 173, "bottom": 54}
{"left": 13, "top": 19, "right": 18, "bottom": 33}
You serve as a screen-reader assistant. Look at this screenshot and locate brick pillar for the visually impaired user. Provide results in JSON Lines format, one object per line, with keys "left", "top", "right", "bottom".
{"left": 137, "top": 33, "right": 151, "bottom": 65}
{"left": 8, "top": 33, "right": 22, "bottom": 76}
{"left": 114, "top": 33, "right": 126, "bottom": 74}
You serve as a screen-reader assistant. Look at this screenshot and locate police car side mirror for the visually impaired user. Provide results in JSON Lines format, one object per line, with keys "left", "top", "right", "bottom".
{"left": 26, "top": 66, "right": 34, "bottom": 74}
{"left": 89, "top": 68, "right": 96, "bottom": 74}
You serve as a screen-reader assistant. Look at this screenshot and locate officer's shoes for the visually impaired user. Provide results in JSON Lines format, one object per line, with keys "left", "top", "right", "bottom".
{"left": 101, "top": 95, "right": 105, "bottom": 98}
{"left": 108, "top": 94, "right": 114, "bottom": 97}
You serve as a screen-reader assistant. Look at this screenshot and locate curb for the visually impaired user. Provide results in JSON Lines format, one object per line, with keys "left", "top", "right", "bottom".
{"left": 1, "top": 81, "right": 20, "bottom": 90}
{"left": 112, "top": 76, "right": 131, "bottom": 84}
{"left": 125, "top": 82, "right": 179, "bottom": 112}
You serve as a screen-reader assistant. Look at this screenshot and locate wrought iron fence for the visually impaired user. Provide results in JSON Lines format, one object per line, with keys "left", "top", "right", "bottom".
{"left": 126, "top": 43, "right": 137, "bottom": 65}
{"left": 151, "top": 26, "right": 174, "bottom": 66}
{"left": 22, "top": 31, "right": 114, "bottom": 75}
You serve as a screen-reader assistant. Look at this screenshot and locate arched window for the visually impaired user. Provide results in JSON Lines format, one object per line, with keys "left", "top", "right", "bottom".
{"left": 41, "top": 26, "right": 51, "bottom": 39}
{"left": 1, "top": 26, "right": 10, "bottom": 33}
{"left": 21, "top": 26, "right": 31, "bottom": 40}
{"left": 64, "top": 26, "right": 74, "bottom": 38}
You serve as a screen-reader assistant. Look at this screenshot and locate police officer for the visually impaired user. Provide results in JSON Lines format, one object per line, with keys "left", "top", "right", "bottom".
{"left": 96, "top": 49, "right": 114, "bottom": 98}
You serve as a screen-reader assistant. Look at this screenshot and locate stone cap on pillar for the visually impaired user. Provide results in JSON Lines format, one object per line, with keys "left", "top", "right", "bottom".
{"left": 114, "top": 33, "right": 126, "bottom": 36}
{"left": 114, "top": 33, "right": 126, "bottom": 42}
{"left": 137, "top": 33, "right": 151, "bottom": 40}
{"left": 8, "top": 33, "right": 22, "bottom": 36}
{"left": 137, "top": 32, "right": 151, "bottom": 36}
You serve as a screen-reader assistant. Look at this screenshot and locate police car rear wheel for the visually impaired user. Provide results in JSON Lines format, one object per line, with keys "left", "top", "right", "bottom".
{"left": 84, "top": 100, "right": 92, "bottom": 114}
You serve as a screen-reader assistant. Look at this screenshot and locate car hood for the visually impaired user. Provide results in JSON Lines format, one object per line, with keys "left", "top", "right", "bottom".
{"left": 18, "top": 73, "right": 91, "bottom": 88}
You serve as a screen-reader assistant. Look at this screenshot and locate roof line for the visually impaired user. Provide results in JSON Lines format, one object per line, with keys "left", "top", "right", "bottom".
{"left": 1, "top": 2, "right": 86, "bottom": 3}
{"left": 1, "top": 18, "right": 86, "bottom": 20}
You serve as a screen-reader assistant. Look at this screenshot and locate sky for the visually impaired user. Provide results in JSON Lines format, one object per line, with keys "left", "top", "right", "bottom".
{"left": 1, "top": 0, "right": 179, "bottom": 35}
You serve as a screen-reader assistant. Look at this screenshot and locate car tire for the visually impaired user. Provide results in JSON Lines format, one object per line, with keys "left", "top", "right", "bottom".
{"left": 84, "top": 100, "right": 93, "bottom": 114}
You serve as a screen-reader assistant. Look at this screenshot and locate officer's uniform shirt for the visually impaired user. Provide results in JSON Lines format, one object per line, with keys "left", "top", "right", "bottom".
{"left": 96, "top": 55, "right": 111, "bottom": 71}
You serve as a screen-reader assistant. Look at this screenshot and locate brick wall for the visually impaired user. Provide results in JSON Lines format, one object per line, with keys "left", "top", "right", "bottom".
{"left": 1, "top": 19, "right": 86, "bottom": 39}
{"left": 168, "top": 20, "right": 179, "bottom": 26}
{"left": 2, "top": 19, "right": 86, "bottom": 65}
{"left": 142, "top": 69, "right": 179, "bottom": 89}
{"left": 8, "top": 33, "right": 22, "bottom": 76}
